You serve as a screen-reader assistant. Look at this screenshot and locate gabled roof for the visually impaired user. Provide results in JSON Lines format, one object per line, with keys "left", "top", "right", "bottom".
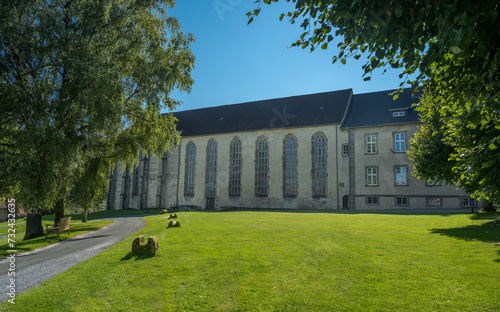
{"left": 171, "top": 89, "right": 353, "bottom": 137}
{"left": 340, "top": 88, "right": 420, "bottom": 129}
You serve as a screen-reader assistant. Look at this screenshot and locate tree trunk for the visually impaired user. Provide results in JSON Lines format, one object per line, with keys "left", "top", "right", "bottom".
{"left": 23, "top": 213, "right": 44, "bottom": 241}
{"left": 82, "top": 208, "right": 89, "bottom": 222}
{"left": 54, "top": 199, "right": 65, "bottom": 225}
{"left": 481, "top": 202, "right": 497, "bottom": 212}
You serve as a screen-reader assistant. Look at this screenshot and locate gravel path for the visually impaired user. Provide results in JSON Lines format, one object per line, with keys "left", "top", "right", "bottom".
{"left": 0, "top": 215, "right": 147, "bottom": 302}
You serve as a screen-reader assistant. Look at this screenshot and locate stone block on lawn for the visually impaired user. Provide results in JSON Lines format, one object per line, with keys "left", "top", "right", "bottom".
{"left": 167, "top": 220, "right": 180, "bottom": 228}
{"left": 132, "top": 235, "right": 159, "bottom": 256}
{"left": 160, "top": 209, "right": 168, "bottom": 214}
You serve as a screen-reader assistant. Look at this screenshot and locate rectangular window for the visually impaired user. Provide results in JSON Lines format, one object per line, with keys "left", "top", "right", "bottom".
{"left": 392, "top": 111, "right": 406, "bottom": 117}
{"left": 366, "top": 134, "right": 377, "bottom": 154}
{"left": 395, "top": 166, "right": 408, "bottom": 185}
{"left": 394, "top": 133, "right": 406, "bottom": 152}
{"left": 366, "top": 167, "right": 378, "bottom": 186}
{"left": 396, "top": 197, "right": 408, "bottom": 206}
{"left": 342, "top": 143, "right": 349, "bottom": 156}
{"left": 367, "top": 197, "right": 378, "bottom": 205}
{"left": 427, "top": 197, "right": 441, "bottom": 207}
{"left": 462, "top": 197, "right": 476, "bottom": 207}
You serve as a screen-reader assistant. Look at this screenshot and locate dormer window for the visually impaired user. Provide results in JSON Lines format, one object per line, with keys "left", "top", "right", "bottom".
{"left": 392, "top": 111, "right": 406, "bottom": 117}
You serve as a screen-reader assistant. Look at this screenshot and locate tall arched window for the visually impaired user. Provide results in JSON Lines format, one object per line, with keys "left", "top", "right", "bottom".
{"left": 255, "top": 136, "right": 269, "bottom": 196}
{"left": 284, "top": 134, "right": 298, "bottom": 196}
{"left": 206, "top": 139, "right": 218, "bottom": 196}
{"left": 312, "top": 133, "right": 327, "bottom": 196}
{"left": 229, "top": 137, "right": 242, "bottom": 196}
{"left": 184, "top": 142, "right": 196, "bottom": 196}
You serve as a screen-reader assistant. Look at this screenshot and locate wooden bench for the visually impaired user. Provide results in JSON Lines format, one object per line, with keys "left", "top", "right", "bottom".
{"left": 45, "top": 217, "right": 71, "bottom": 238}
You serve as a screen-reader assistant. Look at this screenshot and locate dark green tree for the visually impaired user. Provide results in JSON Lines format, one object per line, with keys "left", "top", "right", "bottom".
{"left": 249, "top": 0, "right": 500, "bottom": 204}
{"left": 0, "top": 0, "right": 195, "bottom": 239}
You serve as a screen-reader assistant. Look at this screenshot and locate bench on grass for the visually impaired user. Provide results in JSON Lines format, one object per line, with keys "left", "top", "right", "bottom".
{"left": 45, "top": 217, "right": 71, "bottom": 238}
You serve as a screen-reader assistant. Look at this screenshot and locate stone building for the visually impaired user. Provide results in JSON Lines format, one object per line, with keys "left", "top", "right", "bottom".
{"left": 106, "top": 88, "right": 477, "bottom": 211}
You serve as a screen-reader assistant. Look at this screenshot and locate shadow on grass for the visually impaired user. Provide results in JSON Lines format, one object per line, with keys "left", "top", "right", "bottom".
{"left": 121, "top": 252, "right": 155, "bottom": 261}
{"left": 430, "top": 217, "right": 500, "bottom": 244}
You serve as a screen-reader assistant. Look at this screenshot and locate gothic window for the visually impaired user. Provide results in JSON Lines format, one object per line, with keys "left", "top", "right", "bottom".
{"left": 184, "top": 142, "right": 196, "bottom": 196}
{"left": 312, "top": 132, "right": 327, "bottom": 196}
{"left": 284, "top": 134, "right": 298, "bottom": 196}
{"left": 255, "top": 136, "right": 269, "bottom": 196}
{"left": 229, "top": 137, "right": 242, "bottom": 196}
{"left": 206, "top": 139, "right": 218, "bottom": 196}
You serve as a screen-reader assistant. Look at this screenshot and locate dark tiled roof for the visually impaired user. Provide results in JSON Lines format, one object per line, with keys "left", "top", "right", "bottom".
{"left": 171, "top": 89, "right": 353, "bottom": 137}
{"left": 340, "top": 88, "right": 420, "bottom": 129}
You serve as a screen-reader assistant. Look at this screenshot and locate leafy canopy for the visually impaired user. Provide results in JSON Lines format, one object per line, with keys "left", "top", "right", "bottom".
{"left": 249, "top": 0, "right": 500, "bottom": 202}
{"left": 0, "top": 0, "right": 195, "bottom": 214}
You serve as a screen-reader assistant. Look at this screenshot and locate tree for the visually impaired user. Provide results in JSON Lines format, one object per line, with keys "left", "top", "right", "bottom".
{"left": 249, "top": 0, "right": 500, "bottom": 204}
{"left": 0, "top": 0, "right": 195, "bottom": 239}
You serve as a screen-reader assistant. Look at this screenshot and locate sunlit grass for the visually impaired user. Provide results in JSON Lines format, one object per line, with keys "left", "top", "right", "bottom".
{"left": 2, "top": 211, "right": 499, "bottom": 311}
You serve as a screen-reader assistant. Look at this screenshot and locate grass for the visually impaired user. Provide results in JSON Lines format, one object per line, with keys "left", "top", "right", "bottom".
{"left": 2, "top": 211, "right": 499, "bottom": 311}
{"left": 0, "top": 210, "right": 134, "bottom": 257}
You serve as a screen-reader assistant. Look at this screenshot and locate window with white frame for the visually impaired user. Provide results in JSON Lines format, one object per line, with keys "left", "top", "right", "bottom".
{"left": 462, "top": 197, "right": 475, "bottom": 207}
{"left": 427, "top": 197, "right": 441, "bottom": 207}
{"left": 392, "top": 111, "right": 406, "bottom": 117}
{"left": 284, "top": 135, "right": 298, "bottom": 196}
{"left": 312, "top": 133, "right": 327, "bottom": 196}
{"left": 394, "top": 133, "right": 406, "bottom": 152}
{"left": 366, "top": 167, "right": 378, "bottom": 186}
{"left": 184, "top": 142, "right": 196, "bottom": 196}
{"left": 366, "top": 134, "right": 377, "bottom": 154}
{"left": 206, "top": 139, "right": 217, "bottom": 196}
{"left": 229, "top": 137, "right": 242, "bottom": 196}
{"left": 342, "top": 143, "right": 349, "bottom": 156}
{"left": 396, "top": 197, "right": 408, "bottom": 206}
{"left": 255, "top": 136, "right": 269, "bottom": 196}
{"left": 395, "top": 166, "right": 408, "bottom": 185}
{"left": 367, "top": 196, "right": 378, "bottom": 205}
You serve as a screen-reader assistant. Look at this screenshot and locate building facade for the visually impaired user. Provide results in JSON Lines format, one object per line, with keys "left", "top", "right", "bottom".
{"left": 107, "top": 88, "right": 478, "bottom": 211}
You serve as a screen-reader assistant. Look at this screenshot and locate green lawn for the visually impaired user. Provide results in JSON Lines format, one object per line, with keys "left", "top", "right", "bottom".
{"left": 2, "top": 211, "right": 499, "bottom": 311}
{"left": 0, "top": 215, "right": 113, "bottom": 257}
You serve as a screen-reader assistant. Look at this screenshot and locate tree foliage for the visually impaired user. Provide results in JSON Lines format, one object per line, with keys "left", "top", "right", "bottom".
{"left": 249, "top": 0, "right": 500, "bottom": 202}
{"left": 0, "top": 0, "right": 195, "bottom": 238}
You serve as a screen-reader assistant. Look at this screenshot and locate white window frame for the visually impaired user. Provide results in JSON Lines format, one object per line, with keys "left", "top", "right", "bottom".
{"left": 394, "top": 132, "right": 406, "bottom": 152}
{"left": 395, "top": 166, "right": 408, "bottom": 186}
{"left": 396, "top": 197, "right": 408, "bottom": 206}
{"left": 366, "top": 167, "right": 378, "bottom": 186}
{"left": 427, "top": 197, "right": 442, "bottom": 207}
{"left": 366, "top": 134, "right": 377, "bottom": 154}
{"left": 367, "top": 196, "right": 379, "bottom": 205}
{"left": 342, "top": 143, "right": 349, "bottom": 156}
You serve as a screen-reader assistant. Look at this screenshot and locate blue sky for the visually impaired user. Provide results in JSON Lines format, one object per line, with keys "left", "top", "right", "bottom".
{"left": 167, "top": 1, "right": 407, "bottom": 113}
